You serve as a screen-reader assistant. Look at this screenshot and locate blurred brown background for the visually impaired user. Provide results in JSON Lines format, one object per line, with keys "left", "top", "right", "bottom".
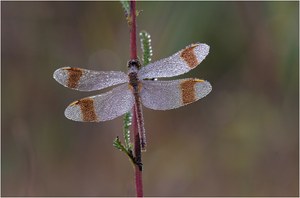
{"left": 1, "top": 1, "right": 299, "bottom": 197}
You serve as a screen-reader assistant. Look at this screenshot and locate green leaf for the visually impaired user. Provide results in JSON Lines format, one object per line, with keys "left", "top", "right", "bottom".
{"left": 139, "top": 31, "right": 153, "bottom": 66}
{"left": 113, "top": 136, "right": 125, "bottom": 152}
{"left": 123, "top": 112, "right": 132, "bottom": 150}
{"left": 120, "top": 0, "right": 130, "bottom": 16}
{"left": 113, "top": 136, "right": 135, "bottom": 165}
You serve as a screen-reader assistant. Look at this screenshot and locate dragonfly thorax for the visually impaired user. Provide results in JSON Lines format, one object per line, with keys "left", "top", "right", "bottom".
{"left": 128, "top": 72, "right": 140, "bottom": 91}
{"left": 128, "top": 59, "right": 142, "bottom": 92}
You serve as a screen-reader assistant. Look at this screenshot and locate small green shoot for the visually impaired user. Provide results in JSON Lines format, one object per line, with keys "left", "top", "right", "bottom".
{"left": 113, "top": 136, "right": 134, "bottom": 164}
{"left": 139, "top": 31, "right": 153, "bottom": 66}
{"left": 113, "top": 112, "right": 133, "bottom": 159}
{"left": 120, "top": 0, "right": 130, "bottom": 16}
{"left": 123, "top": 112, "right": 133, "bottom": 150}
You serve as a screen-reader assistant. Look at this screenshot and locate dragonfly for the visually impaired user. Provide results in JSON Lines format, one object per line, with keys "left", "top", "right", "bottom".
{"left": 53, "top": 43, "right": 212, "bottom": 150}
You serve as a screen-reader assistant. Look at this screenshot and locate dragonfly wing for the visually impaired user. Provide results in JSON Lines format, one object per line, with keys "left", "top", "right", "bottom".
{"left": 138, "top": 43, "right": 209, "bottom": 79}
{"left": 140, "top": 79, "right": 212, "bottom": 110}
{"left": 64, "top": 84, "right": 134, "bottom": 122}
{"left": 53, "top": 67, "right": 128, "bottom": 91}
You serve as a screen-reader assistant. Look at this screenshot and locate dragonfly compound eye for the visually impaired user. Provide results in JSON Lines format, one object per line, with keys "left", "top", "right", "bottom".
{"left": 128, "top": 59, "right": 141, "bottom": 69}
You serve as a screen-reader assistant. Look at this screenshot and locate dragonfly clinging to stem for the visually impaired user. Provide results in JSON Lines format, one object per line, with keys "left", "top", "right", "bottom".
{"left": 53, "top": 43, "right": 212, "bottom": 150}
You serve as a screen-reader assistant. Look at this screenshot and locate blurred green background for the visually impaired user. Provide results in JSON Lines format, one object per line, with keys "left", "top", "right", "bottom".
{"left": 1, "top": 1, "right": 299, "bottom": 196}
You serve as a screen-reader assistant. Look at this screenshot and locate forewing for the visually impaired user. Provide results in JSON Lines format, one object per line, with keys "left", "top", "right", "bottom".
{"left": 140, "top": 79, "right": 211, "bottom": 110}
{"left": 53, "top": 67, "right": 128, "bottom": 91}
{"left": 138, "top": 43, "right": 209, "bottom": 79}
{"left": 64, "top": 84, "right": 134, "bottom": 122}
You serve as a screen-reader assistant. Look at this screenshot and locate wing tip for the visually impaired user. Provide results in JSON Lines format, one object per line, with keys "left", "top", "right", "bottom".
{"left": 195, "top": 80, "right": 212, "bottom": 98}
{"left": 195, "top": 43, "right": 210, "bottom": 55}
{"left": 180, "top": 43, "right": 210, "bottom": 68}
{"left": 64, "top": 103, "right": 81, "bottom": 122}
{"left": 189, "top": 42, "right": 209, "bottom": 50}
{"left": 53, "top": 67, "right": 71, "bottom": 81}
{"left": 53, "top": 68, "right": 61, "bottom": 80}
{"left": 64, "top": 98, "right": 100, "bottom": 122}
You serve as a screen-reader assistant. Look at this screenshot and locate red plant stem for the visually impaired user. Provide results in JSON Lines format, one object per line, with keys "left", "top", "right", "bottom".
{"left": 130, "top": 0, "right": 143, "bottom": 197}
{"left": 130, "top": 0, "right": 137, "bottom": 60}
{"left": 133, "top": 107, "right": 143, "bottom": 197}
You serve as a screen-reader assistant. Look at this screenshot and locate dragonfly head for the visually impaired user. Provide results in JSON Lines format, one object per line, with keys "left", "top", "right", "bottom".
{"left": 128, "top": 59, "right": 141, "bottom": 70}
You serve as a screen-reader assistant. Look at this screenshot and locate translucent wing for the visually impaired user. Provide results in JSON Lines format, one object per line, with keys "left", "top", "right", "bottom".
{"left": 53, "top": 67, "right": 128, "bottom": 91}
{"left": 138, "top": 43, "right": 209, "bottom": 79}
{"left": 140, "top": 78, "right": 212, "bottom": 110}
{"left": 64, "top": 84, "right": 134, "bottom": 122}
